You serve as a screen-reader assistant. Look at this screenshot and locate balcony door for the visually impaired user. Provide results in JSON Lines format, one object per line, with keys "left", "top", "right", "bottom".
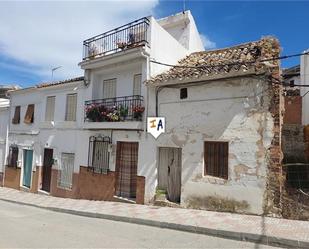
{"left": 103, "top": 79, "right": 116, "bottom": 99}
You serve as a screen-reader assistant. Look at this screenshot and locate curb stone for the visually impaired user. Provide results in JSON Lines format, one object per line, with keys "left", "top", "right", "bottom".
{"left": 0, "top": 197, "right": 307, "bottom": 249}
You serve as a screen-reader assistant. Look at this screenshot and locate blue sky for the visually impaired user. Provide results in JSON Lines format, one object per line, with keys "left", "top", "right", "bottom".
{"left": 0, "top": 0, "right": 308, "bottom": 87}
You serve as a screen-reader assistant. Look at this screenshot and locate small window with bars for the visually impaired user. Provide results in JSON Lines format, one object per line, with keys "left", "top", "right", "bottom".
{"left": 7, "top": 145, "right": 19, "bottom": 168}
{"left": 58, "top": 153, "right": 75, "bottom": 190}
{"left": 24, "top": 104, "right": 35, "bottom": 124}
{"left": 204, "top": 141, "right": 228, "bottom": 179}
{"left": 65, "top": 93, "right": 77, "bottom": 121}
{"left": 88, "top": 136, "right": 111, "bottom": 174}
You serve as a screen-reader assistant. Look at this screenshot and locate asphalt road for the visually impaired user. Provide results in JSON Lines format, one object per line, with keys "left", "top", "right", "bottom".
{"left": 0, "top": 200, "right": 282, "bottom": 248}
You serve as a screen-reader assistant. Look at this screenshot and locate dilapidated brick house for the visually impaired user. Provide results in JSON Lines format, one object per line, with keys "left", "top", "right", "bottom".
{"left": 146, "top": 37, "right": 284, "bottom": 215}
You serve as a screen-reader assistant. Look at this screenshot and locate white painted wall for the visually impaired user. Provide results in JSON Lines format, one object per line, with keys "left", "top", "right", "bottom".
{"left": 157, "top": 10, "right": 204, "bottom": 53}
{"left": 149, "top": 16, "right": 189, "bottom": 77}
{"left": 0, "top": 101, "right": 9, "bottom": 173}
{"left": 147, "top": 77, "right": 274, "bottom": 214}
{"left": 301, "top": 51, "right": 309, "bottom": 125}
{"left": 8, "top": 81, "right": 85, "bottom": 180}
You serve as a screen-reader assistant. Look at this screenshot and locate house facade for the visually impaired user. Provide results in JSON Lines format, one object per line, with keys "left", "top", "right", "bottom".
{"left": 146, "top": 38, "right": 283, "bottom": 215}
{"left": 1, "top": 12, "right": 287, "bottom": 216}
{"left": 3, "top": 11, "right": 205, "bottom": 204}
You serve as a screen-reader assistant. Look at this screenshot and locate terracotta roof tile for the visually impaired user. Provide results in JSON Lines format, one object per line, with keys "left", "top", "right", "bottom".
{"left": 147, "top": 37, "right": 280, "bottom": 85}
{"left": 36, "top": 76, "right": 84, "bottom": 88}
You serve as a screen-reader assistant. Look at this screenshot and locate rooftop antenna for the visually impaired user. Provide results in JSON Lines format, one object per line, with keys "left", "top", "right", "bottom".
{"left": 183, "top": 0, "right": 186, "bottom": 13}
{"left": 51, "top": 66, "right": 62, "bottom": 81}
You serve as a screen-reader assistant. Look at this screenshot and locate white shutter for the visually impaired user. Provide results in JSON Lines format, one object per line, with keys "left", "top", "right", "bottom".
{"left": 58, "top": 153, "right": 74, "bottom": 189}
{"left": 103, "top": 79, "right": 116, "bottom": 99}
{"left": 65, "top": 94, "right": 77, "bottom": 121}
{"left": 133, "top": 74, "right": 141, "bottom": 96}
{"left": 45, "top": 96, "right": 55, "bottom": 121}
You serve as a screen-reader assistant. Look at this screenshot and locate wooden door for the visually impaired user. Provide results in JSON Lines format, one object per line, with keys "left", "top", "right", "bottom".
{"left": 23, "top": 150, "right": 33, "bottom": 188}
{"left": 158, "top": 147, "right": 182, "bottom": 203}
{"left": 115, "top": 142, "right": 138, "bottom": 199}
{"left": 42, "top": 148, "right": 53, "bottom": 192}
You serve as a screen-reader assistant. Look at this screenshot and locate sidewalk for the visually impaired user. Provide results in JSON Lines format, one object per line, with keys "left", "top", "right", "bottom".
{"left": 0, "top": 187, "right": 308, "bottom": 248}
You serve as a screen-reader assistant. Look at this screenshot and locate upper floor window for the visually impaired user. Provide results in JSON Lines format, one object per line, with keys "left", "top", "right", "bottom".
{"left": 103, "top": 78, "right": 116, "bottom": 99}
{"left": 133, "top": 74, "right": 142, "bottom": 96}
{"left": 65, "top": 94, "right": 77, "bottom": 121}
{"left": 24, "top": 104, "right": 35, "bottom": 124}
{"left": 204, "top": 141, "right": 228, "bottom": 179}
{"left": 7, "top": 145, "right": 18, "bottom": 167}
{"left": 45, "top": 96, "right": 55, "bottom": 121}
{"left": 12, "top": 106, "right": 20, "bottom": 124}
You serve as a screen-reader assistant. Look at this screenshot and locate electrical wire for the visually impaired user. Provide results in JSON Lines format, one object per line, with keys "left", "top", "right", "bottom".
{"left": 150, "top": 51, "right": 309, "bottom": 70}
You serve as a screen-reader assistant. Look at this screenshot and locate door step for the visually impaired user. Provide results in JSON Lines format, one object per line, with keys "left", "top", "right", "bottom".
{"left": 20, "top": 186, "right": 30, "bottom": 192}
{"left": 38, "top": 190, "right": 50, "bottom": 196}
{"left": 113, "top": 195, "right": 136, "bottom": 204}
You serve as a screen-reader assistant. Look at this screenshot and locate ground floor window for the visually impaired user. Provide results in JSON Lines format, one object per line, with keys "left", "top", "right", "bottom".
{"left": 88, "top": 136, "right": 111, "bottom": 174}
{"left": 204, "top": 141, "right": 228, "bottom": 179}
{"left": 7, "top": 145, "right": 19, "bottom": 167}
{"left": 58, "top": 153, "right": 74, "bottom": 190}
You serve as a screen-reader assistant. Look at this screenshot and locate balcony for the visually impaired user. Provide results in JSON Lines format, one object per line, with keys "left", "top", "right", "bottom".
{"left": 84, "top": 95, "right": 144, "bottom": 130}
{"left": 83, "top": 17, "right": 150, "bottom": 61}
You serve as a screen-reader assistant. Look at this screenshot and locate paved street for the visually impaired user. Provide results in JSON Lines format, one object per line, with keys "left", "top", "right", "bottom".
{"left": 0, "top": 200, "right": 282, "bottom": 248}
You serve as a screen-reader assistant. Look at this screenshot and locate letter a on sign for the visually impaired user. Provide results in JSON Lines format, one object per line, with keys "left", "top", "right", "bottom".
{"left": 147, "top": 117, "right": 165, "bottom": 139}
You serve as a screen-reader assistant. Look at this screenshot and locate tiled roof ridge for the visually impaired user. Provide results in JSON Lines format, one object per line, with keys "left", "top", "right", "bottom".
{"left": 147, "top": 36, "right": 280, "bottom": 85}
{"left": 36, "top": 76, "right": 84, "bottom": 88}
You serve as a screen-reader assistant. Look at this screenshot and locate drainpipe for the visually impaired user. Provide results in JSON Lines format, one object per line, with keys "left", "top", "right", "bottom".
{"left": 155, "top": 86, "right": 164, "bottom": 117}
{"left": 140, "top": 50, "right": 151, "bottom": 130}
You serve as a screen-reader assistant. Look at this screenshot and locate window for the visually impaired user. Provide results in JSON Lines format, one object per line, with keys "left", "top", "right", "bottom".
{"left": 88, "top": 136, "right": 111, "bottom": 174}
{"left": 133, "top": 74, "right": 142, "bottom": 96}
{"left": 12, "top": 106, "right": 20, "bottom": 124}
{"left": 180, "top": 88, "right": 188, "bottom": 99}
{"left": 58, "top": 153, "right": 75, "bottom": 189}
{"left": 103, "top": 78, "right": 116, "bottom": 99}
{"left": 24, "top": 104, "right": 35, "bottom": 124}
{"left": 65, "top": 94, "right": 77, "bottom": 121}
{"left": 7, "top": 145, "right": 19, "bottom": 167}
{"left": 204, "top": 141, "right": 228, "bottom": 179}
{"left": 45, "top": 96, "right": 55, "bottom": 121}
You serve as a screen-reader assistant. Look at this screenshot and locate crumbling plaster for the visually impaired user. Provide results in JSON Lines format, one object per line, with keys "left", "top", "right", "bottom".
{"left": 153, "top": 77, "right": 274, "bottom": 214}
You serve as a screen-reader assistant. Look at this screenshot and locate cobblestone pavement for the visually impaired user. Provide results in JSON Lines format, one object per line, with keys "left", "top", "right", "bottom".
{"left": 0, "top": 187, "right": 308, "bottom": 248}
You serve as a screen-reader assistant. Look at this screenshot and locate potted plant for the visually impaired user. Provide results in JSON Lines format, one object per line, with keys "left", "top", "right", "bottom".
{"left": 132, "top": 105, "right": 145, "bottom": 121}
{"left": 116, "top": 42, "right": 127, "bottom": 50}
{"left": 119, "top": 105, "right": 128, "bottom": 121}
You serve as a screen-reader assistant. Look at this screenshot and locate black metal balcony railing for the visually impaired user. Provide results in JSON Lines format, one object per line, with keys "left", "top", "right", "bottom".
{"left": 83, "top": 17, "right": 150, "bottom": 60}
{"left": 85, "top": 95, "right": 144, "bottom": 122}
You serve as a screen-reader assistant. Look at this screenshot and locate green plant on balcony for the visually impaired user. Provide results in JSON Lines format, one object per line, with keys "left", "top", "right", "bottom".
{"left": 119, "top": 105, "right": 128, "bottom": 121}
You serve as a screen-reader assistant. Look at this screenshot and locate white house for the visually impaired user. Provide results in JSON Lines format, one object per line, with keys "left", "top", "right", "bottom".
{"left": 2, "top": 12, "right": 285, "bottom": 216}
{"left": 0, "top": 98, "right": 9, "bottom": 185}
{"left": 146, "top": 37, "right": 283, "bottom": 215}
{"left": 4, "top": 11, "right": 204, "bottom": 203}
